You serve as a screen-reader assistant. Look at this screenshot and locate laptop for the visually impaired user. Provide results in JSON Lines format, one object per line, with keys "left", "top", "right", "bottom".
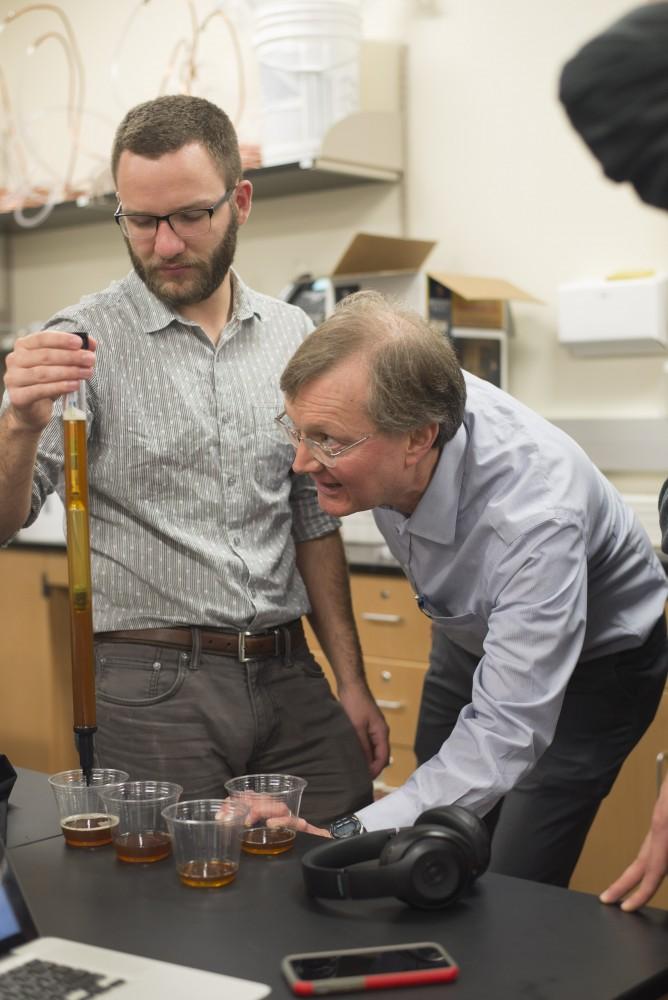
{"left": 0, "top": 838, "right": 270, "bottom": 1000}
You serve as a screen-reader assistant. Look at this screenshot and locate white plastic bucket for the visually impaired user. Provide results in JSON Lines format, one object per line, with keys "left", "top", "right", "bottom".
{"left": 250, "top": 0, "right": 362, "bottom": 167}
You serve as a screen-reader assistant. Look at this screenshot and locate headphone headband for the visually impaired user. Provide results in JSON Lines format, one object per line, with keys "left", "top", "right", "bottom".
{"left": 302, "top": 830, "right": 397, "bottom": 899}
{"left": 301, "top": 806, "right": 490, "bottom": 910}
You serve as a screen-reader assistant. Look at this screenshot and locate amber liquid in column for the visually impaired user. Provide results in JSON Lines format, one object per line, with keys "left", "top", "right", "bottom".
{"left": 63, "top": 412, "right": 96, "bottom": 730}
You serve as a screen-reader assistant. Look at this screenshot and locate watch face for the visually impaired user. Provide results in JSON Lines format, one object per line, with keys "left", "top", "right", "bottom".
{"left": 330, "top": 815, "right": 362, "bottom": 839}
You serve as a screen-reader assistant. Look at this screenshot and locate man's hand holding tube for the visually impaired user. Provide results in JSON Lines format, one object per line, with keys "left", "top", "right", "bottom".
{"left": 4, "top": 331, "right": 96, "bottom": 431}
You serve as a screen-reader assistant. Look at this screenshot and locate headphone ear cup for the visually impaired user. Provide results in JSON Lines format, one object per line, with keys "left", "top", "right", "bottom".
{"left": 415, "top": 806, "right": 490, "bottom": 876}
{"left": 379, "top": 828, "right": 471, "bottom": 910}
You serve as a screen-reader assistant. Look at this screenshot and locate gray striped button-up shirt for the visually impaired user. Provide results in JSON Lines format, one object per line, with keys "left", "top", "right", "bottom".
{"left": 10, "top": 269, "right": 339, "bottom": 631}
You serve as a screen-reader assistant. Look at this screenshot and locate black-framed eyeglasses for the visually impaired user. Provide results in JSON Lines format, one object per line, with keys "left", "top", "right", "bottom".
{"left": 275, "top": 411, "right": 372, "bottom": 468}
{"left": 114, "top": 186, "right": 237, "bottom": 242}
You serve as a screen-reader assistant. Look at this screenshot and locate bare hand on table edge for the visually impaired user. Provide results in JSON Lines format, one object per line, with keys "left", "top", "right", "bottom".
{"left": 599, "top": 772, "right": 668, "bottom": 912}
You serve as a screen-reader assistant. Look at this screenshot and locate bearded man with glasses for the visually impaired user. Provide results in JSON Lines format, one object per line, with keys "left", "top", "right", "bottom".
{"left": 0, "top": 95, "right": 388, "bottom": 824}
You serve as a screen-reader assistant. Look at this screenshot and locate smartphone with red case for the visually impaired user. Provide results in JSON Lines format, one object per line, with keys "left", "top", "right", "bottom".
{"left": 281, "top": 942, "right": 459, "bottom": 995}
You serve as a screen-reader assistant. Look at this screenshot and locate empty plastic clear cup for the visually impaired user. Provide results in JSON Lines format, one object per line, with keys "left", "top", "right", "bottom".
{"left": 48, "top": 769, "right": 129, "bottom": 849}
{"left": 224, "top": 773, "right": 307, "bottom": 855}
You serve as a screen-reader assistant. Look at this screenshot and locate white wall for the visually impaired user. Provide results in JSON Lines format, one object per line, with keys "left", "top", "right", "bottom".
{"left": 397, "top": 1, "right": 668, "bottom": 427}
{"left": 5, "top": 0, "right": 668, "bottom": 494}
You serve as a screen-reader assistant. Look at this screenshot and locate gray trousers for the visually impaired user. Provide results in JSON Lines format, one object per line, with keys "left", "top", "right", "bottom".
{"left": 415, "top": 615, "right": 668, "bottom": 887}
{"left": 93, "top": 630, "right": 372, "bottom": 828}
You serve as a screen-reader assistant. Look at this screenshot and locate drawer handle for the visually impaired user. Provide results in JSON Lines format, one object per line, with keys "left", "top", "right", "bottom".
{"left": 41, "top": 574, "right": 69, "bottom": 597}
{"left": 658, "top": 751, "right": 667, "bottom": 796}
{"left": 361, "top": 612, "right": 403, "bottom": 623}
{"left": 372, "top": 781, "right": 398, "bottom": 794}
{"left": 376, "top": 699, "right": 405, "bottom": 711}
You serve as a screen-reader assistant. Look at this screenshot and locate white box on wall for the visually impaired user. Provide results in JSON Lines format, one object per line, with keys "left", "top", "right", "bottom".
{"left": 558, "top": 274, "right": 668, "bottom": 356}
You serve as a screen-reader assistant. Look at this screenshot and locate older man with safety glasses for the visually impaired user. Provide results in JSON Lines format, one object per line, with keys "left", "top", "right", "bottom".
{"left": 278, "top": 290, "right": 668, "bottom": 891}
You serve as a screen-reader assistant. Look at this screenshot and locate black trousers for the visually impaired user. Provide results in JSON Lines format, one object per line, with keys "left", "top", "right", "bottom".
{"left": 415, "top": 615, "right": 668, "bottom": 887}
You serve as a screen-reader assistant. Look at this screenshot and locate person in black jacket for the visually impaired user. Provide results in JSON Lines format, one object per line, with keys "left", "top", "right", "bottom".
{"left": 560, "top": 1, "right": 668, "bottom": 911}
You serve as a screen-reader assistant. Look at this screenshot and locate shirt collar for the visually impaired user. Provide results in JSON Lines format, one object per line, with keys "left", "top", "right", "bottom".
{"left": 127, "top": 267, "right": 263, "bottom": 335}
{"left": 231, "top": 269, "right": 264, "bottom": 322}
{"left": 403, "top": 421, "right": 468, "bottom": 545}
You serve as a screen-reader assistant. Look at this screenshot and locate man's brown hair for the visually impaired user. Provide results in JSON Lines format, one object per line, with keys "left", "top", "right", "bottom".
{"left": 111, "top": 94, "right": 241, "bottom": 189}
{"left": 281, "top": 290, "right": 467, "bottom": 447}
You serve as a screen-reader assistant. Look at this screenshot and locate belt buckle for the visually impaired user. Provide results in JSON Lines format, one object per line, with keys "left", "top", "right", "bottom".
{"left": 237, "top": 628, "right": 281, "bottom": 662}
{"left": 238, "top": 631, "right": 255, "bottom": 663}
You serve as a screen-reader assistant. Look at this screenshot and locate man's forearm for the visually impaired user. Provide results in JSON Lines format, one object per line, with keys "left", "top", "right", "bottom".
{"left": 296, "top": 531, "right": 368, "bottom": 689}
{"left": 297, "top": 530, "right": 391, "bottom": 778}
{"left": 0, "top": 409, "right": 40, "bottom": 542}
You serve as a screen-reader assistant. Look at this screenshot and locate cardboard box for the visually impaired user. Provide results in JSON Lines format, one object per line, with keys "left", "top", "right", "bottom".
{"left": 284, "top": 233, "right": 538, "bottom": 392}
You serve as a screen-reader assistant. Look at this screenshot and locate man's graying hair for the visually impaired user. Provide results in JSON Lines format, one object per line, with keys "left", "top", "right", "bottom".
{"left": 280, "top": 291, "right": 467, "bottom": 447}
{"left": 111, "top": 95, "right": 241, "bottom": 189}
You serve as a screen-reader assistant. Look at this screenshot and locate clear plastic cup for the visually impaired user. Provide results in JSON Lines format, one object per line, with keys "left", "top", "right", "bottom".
{"left": 162, "top": 799, "right": 250, "bottom": 888}
{"left": 98, "top": 780, "right": 182, "bottom": 863}
{"left": 48, "top": 769, "right": 129, "bottom": 849}
{"left": 224, "top": 773, "right": 307, "bottom": 856}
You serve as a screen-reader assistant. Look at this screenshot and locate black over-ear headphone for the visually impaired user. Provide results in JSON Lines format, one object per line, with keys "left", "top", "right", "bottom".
{"left": 302, "top": 806, "right": 490, "bottom": 911}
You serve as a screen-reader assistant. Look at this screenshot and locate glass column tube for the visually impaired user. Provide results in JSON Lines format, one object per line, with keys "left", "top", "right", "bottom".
{"left": 63, "top": 371, "right": 96, "bottom": 781}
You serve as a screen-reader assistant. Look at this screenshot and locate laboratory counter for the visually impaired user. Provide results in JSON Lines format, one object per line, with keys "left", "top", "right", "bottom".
{"left": 5, "top": 768, "right": 668, "bottom": 1000}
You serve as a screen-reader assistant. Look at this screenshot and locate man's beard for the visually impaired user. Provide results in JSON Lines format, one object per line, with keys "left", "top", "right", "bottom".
{"left": 128, "top": 213, "right": 239, "bottom": 308}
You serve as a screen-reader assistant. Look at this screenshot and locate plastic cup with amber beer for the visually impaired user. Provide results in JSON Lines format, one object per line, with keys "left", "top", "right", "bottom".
{"left": 162, "top": 799, "right": 249, "bottom": 888}
{"left": 98, "top": 780, "right": 182, "bottom": 863}
{"left": 48, "top": 769, "right": 129, "bottom": 848}
{"left": 224, "top": 774, "right": 307, "bottom": 856}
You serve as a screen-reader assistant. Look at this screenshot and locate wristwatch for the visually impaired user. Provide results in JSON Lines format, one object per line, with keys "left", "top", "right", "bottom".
{"left": 329, "top": 814, "right": 366, "bottom": 839}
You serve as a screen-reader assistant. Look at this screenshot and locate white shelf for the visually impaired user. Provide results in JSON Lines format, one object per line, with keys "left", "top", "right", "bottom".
{"left": 1, "top": 42, "right": 405, "bottom": 230}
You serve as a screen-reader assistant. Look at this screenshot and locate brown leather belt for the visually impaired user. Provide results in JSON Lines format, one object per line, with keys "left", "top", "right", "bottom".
{"left": 95, "top": 621, "right": 304, "bottom": 662}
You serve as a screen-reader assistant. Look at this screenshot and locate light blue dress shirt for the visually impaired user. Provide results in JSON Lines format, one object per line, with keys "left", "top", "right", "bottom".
{"left": 358, "top": 372, "right": 667, "bottom": 830}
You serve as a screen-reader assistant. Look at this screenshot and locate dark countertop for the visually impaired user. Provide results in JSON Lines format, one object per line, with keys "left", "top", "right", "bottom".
{"left": 5, "top": 769, "right": 668, "bottom": 1000}
{"left": 8, "top": 820, "right": 668, "bottom": 1000}
{"left": 5, "top": 540, "right": 65, "bottom": 551}
{"left": 5, "top": 768, "right": 61, "bottom": 848}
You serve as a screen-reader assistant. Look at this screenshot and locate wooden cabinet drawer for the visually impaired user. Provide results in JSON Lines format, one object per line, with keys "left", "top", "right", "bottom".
{"left": 351, "top": 574, "right": 431, "bottom": 663}
{"left": 301, "top": 628, "right": 426, "bottom": 749}
{"left": 0, "top": 548, "right": 77, "bottom": 772}
{"left": 376, "top": 745, "right": 417, "bottom": 790}
{"left": 365, "top": 656, "right": 426, "bottom": 746}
